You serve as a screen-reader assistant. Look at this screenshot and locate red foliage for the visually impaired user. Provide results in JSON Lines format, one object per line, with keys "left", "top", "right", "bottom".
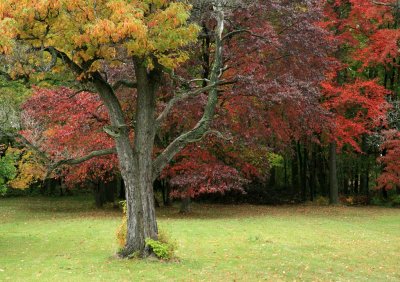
{"left": 321, "top": 77, "right": 390, "bottom": 150}
{"left": 377, "top": 130, "right": 400, "bottom": 190}
{"left": 21, "top": 87, "right": 118, "bottom": 186}
{"left": 160, "top": 145, "right": 247, "bottom": 199}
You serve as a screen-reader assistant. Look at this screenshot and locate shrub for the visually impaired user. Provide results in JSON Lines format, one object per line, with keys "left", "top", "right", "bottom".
{"left": 146, "top": 228, "right": 176, "bottom": 260}
{"left": 340, "top": 195, "right": 369, "bottom": 206}
{"left": 314, "top": 196, "right": 329, "bottom": 206}
{"left": 145, "top": 239, "right": 173, "bottom": 260}
{"left": 116, "top": 201, "right": 127, "bottom": 248}
{"left": 390, "top": 194, "right": 400, "bottom": 207}
{"left": 370, "top": 196, "right": 384, "bottom": 206}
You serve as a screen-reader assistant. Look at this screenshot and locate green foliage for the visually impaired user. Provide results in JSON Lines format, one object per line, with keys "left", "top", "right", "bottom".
{"left": 370, "top": 196, "right": 387, "bottom": 206}
{"left": 390, "top": 194, "right": 400, "bottom": 207}
{"left": 0, "top": 150, "right": 17, "bottom": 196}
{"left": 145, "top": 237, "right": 175, "bottom": 260}
{"left": 267, "top": 152, "right": 284, "bottom": 168}
{"left": 0, "top": 78, "right": 31, "bottom": 132}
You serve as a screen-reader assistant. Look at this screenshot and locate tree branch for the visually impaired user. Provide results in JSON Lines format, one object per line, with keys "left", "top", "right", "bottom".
{"left": 45, "top": 148, "right": 117, "bottom": 179}
{"left": 152, "top": 2, "right": 226, "bottom": 181}
{"left": 40, "top": 46, "right": 58, "bottom": 72}
{"left": 0, "top": 129, "right": 49, "bottom": 162}
{"left": 371, "top": 0, "right": 397, "bottom": 7}
{"left": 155, "top": 82, "right": 220, "bottom": 128}
{"left": 222, "top": 29, "right": 267, "bottom": 41}
{"left": 112, "top": 80, "right": 137, "bottom": 91}
{"left": 44, "top": 47, "right": 84, "bottom": 76}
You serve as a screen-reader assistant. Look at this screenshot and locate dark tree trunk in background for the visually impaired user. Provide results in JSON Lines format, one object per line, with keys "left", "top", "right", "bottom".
{"left": 269, "top": 167, "right": 276, "bottom": 187}
{"left": 117, "top": 175, "right": 125, "bottom": 200}
{"left": 162, "top": 180, "right": 172, "bottom": 206}
{"left": 105, "top": 180, "right": 117, "bottom": 203}
{"left": 343, "top": 176, "right": 349, "bottom": 195}
{"left": 291, "top": 147, "right": 299, "bottom": 197}
{"left": 317, "top": 146, "right": 328, "bottom": 197}
{"left": 94, "top": 181, "right": 106, "bottom": 208}
{"left": 360, "top": 137, "right": 369, "bottom": 196}
{"left": 310, "top": 146, "right": 317, "bottom": 201}
{"left": 360, "top": 170, "right": 369, "bottom": 196}
{"left": 180, "top": 196, "right": 191, "bottom": 213}
{"left": 382, "top": 188, "right": 388, "bottom": 200}
{"left": 354, "top": 172, "right": 359, "bottom": 195}
{"left": 284, "top": 157, "right": 288, "bottom": 187}
{"left": 297, "top": 142, "right": 306, "bottom": 201}
{"left": 297, "top": 142, "right": 308, "bottom": 202}
{"left": 302, "top": 146, "right": 308, "bottom": 202}
{"left": 329, "top": 142, "right": 339, "bottom": 205}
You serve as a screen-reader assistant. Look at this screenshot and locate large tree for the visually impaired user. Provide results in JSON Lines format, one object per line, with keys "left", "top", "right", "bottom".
{"left": 0, "top": 0, "right": 227, "bottom": 257}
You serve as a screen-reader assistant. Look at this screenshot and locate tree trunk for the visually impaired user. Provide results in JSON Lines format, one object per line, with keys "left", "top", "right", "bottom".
{"left": 94, "top": 181, "right": 106, "bottom": 208}
{"left": 92, "top": 67, "right": 158, "bottom": 257}
{"left": 284, "top": 157, "right": 288, "bottom": 187}
{"left": 354, "top": 170, "right": 359, "bottom": 195}
{"left": 117, "top": 175, "right": 125, "bottom": 200}
{"left": 329, "top": 142, "right": 339, "bottom": 205}
{"left": 343, "top": 176, "right": 349, "bottom": 195}
{"left": 120, "top": 61, "right": 160, "bottom": 257}
{"left": 302, "top": 146, "right": 308, "bottom": 202}
{"left": 180, "top": 196, "right": 191, "bottom": 213}
{"left": 360, "top": 135, "right": 369, "bottom": 196}
{"left": 310, "top": 146, "right": 317, "bottom": 202}
{"left": 291, "top": 146, "right": 299, "bottom": 197}
{"left": 382, "top": 187, "right": 388, "bottom": 200}
{"left": 161, "top": 180, "right": 172, "bottom": 206}
{"left": 316, "top": 146, "right": 328, "bottom": 197}
{"left": 269, "top": 166, "right": 276, "bottom": 187}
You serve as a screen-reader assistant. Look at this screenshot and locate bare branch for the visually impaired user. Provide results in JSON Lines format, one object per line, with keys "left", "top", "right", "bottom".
{"left": 112, "top": 80, "right": 137, "bottom": 91}
{"left": 45, "top": 148, "right": 117, "bottom": 179}
{"left": 0, "top": 129, "right": 49, "bottom": 162}
{"left": 372, "top": 0, "right": 397, "bottom": 7}
{"left": 222, "top": 29, "right": 267, "bottom": 41}
{"left": 152, "top": 2, "right": 226, "bottom": 181}
{"left": 156, "top": 79, "right": 235, "bottom": 128}
{"left": 155, "top": 82, "right": 219, "bottom": 127}
{"left": 186, "top": 129, "right": 232, "bottom": 143}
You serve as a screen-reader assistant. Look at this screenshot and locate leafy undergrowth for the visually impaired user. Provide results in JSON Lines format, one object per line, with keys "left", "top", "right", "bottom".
{"left": 0, "top": 196, "right": 399, "bottom": 281}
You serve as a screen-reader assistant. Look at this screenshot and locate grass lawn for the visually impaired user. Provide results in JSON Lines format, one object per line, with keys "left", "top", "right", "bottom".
{"left": 0, "top": 196, "right": 399, "bottom": 281}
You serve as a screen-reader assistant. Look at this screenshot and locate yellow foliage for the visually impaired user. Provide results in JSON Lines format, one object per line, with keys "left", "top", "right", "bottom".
{"left": 6, "top": 147, "right": 46, "bottom": 190}
{"left": 116, "top": 201, "right": 127, "bottom": 248}
{"left": 0, "top": 0, "right": 199, "bottom": 72}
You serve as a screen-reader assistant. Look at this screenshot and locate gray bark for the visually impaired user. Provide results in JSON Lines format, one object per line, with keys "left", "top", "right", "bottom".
{"left": 91, "top": 72, "right": 149, "bottom": 256}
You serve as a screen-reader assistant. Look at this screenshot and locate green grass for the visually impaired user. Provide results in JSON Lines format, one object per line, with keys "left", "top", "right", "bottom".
{"left": 1, "top": 196, "right": 399, "bottom": 281}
